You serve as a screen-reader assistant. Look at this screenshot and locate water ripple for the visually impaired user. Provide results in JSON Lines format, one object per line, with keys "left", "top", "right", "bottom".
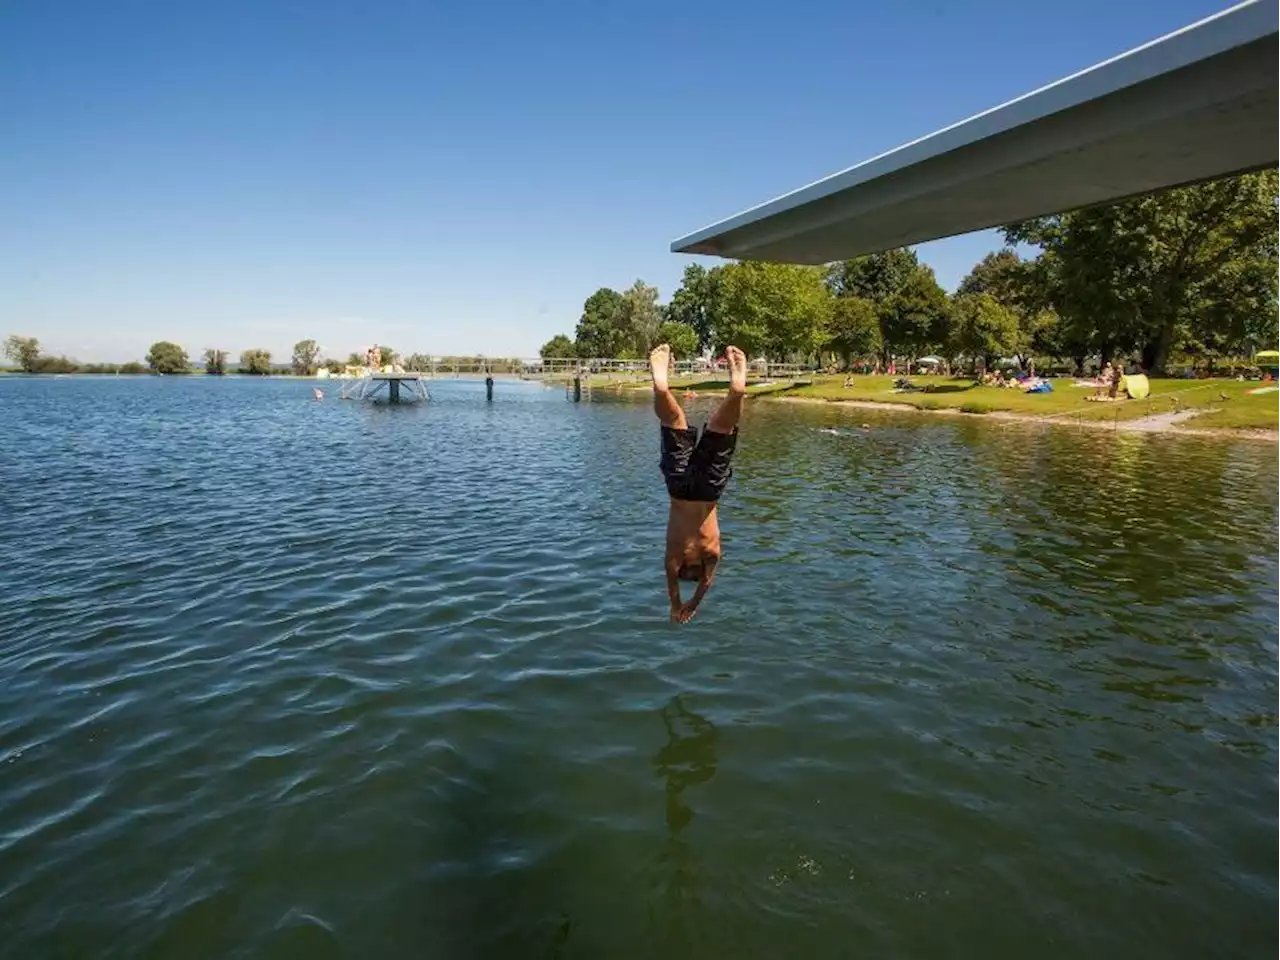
{"left": 0, "top": 377, "right": 1275, "bottom": 958}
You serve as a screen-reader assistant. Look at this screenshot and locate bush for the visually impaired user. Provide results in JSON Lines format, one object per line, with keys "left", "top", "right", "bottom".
{"left": 960, "top": 401, "right": 993, "bottom": 415}
{"left": 239, "top": 349, "right": 272, "bottom": 375}
{"left": 32, "top": 355, "right": 79, "bottom": 374}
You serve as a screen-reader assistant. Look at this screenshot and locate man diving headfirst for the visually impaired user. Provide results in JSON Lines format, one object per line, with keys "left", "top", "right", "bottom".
{"left": 649, "top": 343, "right": 747, "bottom": 624}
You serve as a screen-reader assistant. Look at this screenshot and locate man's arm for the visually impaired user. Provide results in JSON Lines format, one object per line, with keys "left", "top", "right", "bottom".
{"left": 674, "top": 555, "right": 718, "bottom": 623}
{"left": 665, "top": 558, "right": 683, "bottom": 620}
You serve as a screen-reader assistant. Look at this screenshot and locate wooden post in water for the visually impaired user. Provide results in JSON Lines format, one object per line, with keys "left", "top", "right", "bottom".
{"left": 485, "top": 374, "right": 494, "bottom": 401}
{"left": 573, "top": 361, "right": 582, "bottom": 402}
{"left": 389, "top": 378, "right": 401, "bottom": 404}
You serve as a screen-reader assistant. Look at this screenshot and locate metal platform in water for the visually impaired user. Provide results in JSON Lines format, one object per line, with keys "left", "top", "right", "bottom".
{"left": 339, "top": 373, "right": 429, "bottom": 403}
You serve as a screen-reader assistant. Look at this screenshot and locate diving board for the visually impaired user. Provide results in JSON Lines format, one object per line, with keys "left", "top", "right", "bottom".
{"left": 671, "top": 0, "right": 1278, "bottom": 264}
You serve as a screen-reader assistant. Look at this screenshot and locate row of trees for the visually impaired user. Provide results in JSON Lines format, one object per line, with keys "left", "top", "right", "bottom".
{"left": 5, "top": 334, "right": 542, "bottom": 377}
{"left": 3, "top": 336, "right": 281, "bottom": 376}
{"left": 1, "top": 336, "right": 151, "bottom": 375}
{"left": 541, "top": 170, "right": 1278, "bottom": 374}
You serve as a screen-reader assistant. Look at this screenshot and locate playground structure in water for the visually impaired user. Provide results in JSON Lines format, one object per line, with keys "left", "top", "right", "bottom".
{"left": 325, "top": 355, "right": 814, "bottom": 403}
{"left": 338, "top": 372, "right": 430, "bottom": 404}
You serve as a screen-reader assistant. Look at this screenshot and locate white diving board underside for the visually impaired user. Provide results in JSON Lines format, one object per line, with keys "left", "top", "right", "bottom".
{"left": 671, "top": 0, "right": 1279, "bottom": 264}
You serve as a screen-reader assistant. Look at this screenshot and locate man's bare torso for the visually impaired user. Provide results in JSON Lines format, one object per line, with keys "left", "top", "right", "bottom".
{"left": 666, "top": 498, "right": 721, "bottom": 567}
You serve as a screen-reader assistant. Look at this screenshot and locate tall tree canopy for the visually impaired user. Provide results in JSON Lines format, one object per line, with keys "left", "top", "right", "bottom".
{"left": 574, "top": 287, "right": 624, "bottom": 358}
{"left": 240, "top": 349, "right": 272, "bottom": 375}
{"left": 1004, "top": 169, "right": 1279, "bottom": 372}
{"left": 146, "top": 341, "right": 189, "bottom": 374}
{"left": 4, "top": 335, "right": 40, "bottom": 372}
{"left": 203, "top": 348, "right": 228, "bottom": 375}
{"left": 956, "top": 249, "right": 1023, "bottom": 303}
{"left": 717, "top": 262, "right": 831, "bottom": 360}
{"left": 613, "top": 280, "right": 663, "bottom": 357}
{"left": 825, "top": 248, "right": 949, "bottom": 363}
{"left": 666, "top": 264, "right": 724, "bottom": 351}
{"left": 826, "top": 248, "right": 921, "bottom": 302}
{"left": 877, "top": 265, "right": 950, "bottom": 361}
{"left": 540, "top": 334, "right": 576, "bottom": 359}
{"left": 824, "top": 296, "right": 882, "bottom": 366}
{"left": 949, "top": 293, "right": 1022, "bottom": 369}
{"left": 291, "top": 339, "right": 321, "bottom": 376}
{"left": 655, "top": 320, "right": 699, "bottom": 359}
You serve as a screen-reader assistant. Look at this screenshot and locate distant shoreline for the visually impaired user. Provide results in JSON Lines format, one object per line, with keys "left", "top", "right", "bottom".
{"left": 6, "top": 369, "right": 1273, "bottom": 439}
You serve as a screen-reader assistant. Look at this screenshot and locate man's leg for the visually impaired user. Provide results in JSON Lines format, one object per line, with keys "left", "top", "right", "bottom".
{"left": 707, "top": 345, "right": 747, "bottom": 435}
{"left": 650, "top": 344, "right": 687, "bottom": 429}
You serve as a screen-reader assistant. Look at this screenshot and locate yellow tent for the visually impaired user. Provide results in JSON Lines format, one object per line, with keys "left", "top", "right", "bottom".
{"left": 1122, "top": 373, "right": 1150, "bottom": 400}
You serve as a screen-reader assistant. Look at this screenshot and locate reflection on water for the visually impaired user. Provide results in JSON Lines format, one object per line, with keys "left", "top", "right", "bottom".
{"left": 0, "top": 377, "right": 1275, "bottom": 959}
{"left": 653, "top": 695, "right": 718, "bottom": 939}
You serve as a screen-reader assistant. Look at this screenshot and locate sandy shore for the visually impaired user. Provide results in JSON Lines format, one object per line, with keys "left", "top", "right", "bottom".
{"left": 769, "top": 395, "right": 1279, "bottom": 441}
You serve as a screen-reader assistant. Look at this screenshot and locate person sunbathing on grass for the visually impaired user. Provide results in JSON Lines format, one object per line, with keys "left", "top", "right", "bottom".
{"left": 649, "top": 343, "right": 747, "bottom": 624}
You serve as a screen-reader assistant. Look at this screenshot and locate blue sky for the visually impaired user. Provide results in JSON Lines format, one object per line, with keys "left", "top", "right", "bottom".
{"left": 1, "top": 0, "right": 1235, "bottom": 362}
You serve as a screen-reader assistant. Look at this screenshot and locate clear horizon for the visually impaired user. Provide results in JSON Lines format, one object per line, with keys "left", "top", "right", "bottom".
{"left": 1, "top": 0, "right": 1231, "bottom": 363}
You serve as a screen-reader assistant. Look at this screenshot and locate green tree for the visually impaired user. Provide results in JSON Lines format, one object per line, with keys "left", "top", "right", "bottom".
{"left": 956, "top": 249, "right": 1023, "bottom": 302}
{"left": 291, "top": 339, "right": 321, "bottom": 376}
{"left": 826, "top": 249, "right": 943, "bottom": 364}
{"left": 239, "top": 349, "right": 272, "bottom": 375}
{"left": 378, "top": 345, "right": 399, "bottom": 367}
{"left": 346, "top": 352, "right": 363, "bottom": 368}
{"left": 666, "top": 264, "right": 725, "bottom": 351}
{"left": 1004, "top": 169, "right": 1279, "bottom": 372}
{"left": 146, "top": 341, "right": 189, "bottom": 374}
{"left": 613, "top": 280, "right": 663, "bottom": 357}
{"left": 540, "top": 334, "right": 576, "bottom": 359}
{"left": 826, "top": 248, "right": 921, "bottom": 302}
{"left": 877, "top": 266, "right": 950, "bottom": 362}
{"left": 655, "top": 320, "right": 699, "bottom": 359}
{"left": 824, "top": 296, "right": 882, "bottom": 368}
{"left": 119, "top": 361, "right": 147, "bottom": 375}
{"left": 403, "top": 353, "right": 433, "bottom": 372}
{"left": 203, "top": 348, "right": 228, "bottom": 375}
{"left": 950, "top": 293, "right": 1022, "bottom": 371}
{"left": 717, "top": 262, "right": 832, "bottom": 360}
{"left": 3, "top": 335, "right": 40, "bottom": 372}
{"left": 574, "top": 287, "right": 624, "bottom": 358}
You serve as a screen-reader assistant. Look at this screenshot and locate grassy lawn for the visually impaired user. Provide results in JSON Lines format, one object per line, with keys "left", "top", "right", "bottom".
{"left": 786, "top": 375, "right": 1278, "bottom": 430}
{"left": 1174, "top": 387, "right": 1279, "bottom": 431}
{"left": 565, "top": 371, "right": 1276, "bottom": 431}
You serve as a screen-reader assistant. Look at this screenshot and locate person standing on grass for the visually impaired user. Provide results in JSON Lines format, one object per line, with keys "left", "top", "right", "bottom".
{"left": 649, "top": 343, "right": 748, "bottom": 624}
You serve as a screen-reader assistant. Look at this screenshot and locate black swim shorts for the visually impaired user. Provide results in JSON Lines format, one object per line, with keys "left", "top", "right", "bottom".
{"left": 660, "top": 424, "right": 738, "bottom": 502}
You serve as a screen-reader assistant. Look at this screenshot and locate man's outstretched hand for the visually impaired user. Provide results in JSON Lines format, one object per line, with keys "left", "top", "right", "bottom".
{"left": 671, "top": 602, "right": 698, "bottom": 624}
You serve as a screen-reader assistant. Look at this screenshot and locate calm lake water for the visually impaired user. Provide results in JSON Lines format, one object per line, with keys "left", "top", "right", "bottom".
{"left": 0, "top": 375, "right": 1276, "bottom": 959}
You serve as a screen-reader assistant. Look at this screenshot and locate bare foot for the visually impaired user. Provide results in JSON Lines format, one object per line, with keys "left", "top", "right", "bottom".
{"left": 726, "top": 345, "right": 747, "bottom": 394}
{"left": 649, "top": 344, "right": 672, "bottom": 391}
